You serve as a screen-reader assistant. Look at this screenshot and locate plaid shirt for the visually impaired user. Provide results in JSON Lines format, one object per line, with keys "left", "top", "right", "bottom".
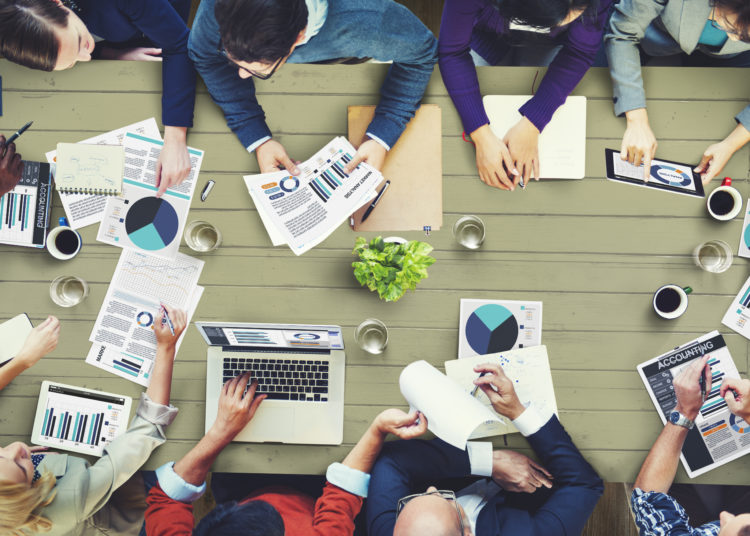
{"left": 631, "top": 488, "right": 721, "bottom": 535}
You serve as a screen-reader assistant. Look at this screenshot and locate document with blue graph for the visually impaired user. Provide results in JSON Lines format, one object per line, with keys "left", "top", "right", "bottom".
{"left": 721, "top": 275, "right": 750, "bottom": 339}
{"left": 637, "top": 331, "right": 750, "bottom": 478}
{"left": 86, "top": 249, "right": 204, "bottom": 386}
{"left": 244, "top": 137, "right": 381, "bottom": 255}
{"left": 0, "top": 160, "right": 52, "bottom": 248}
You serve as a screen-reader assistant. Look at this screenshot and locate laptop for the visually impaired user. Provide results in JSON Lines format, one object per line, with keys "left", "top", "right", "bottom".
{"left": 197, "top": 322, "right": 345, "bottom": 445}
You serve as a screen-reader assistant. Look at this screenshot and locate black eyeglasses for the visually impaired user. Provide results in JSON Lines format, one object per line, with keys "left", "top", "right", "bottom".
{"left": 217, "top": 40, "right": 284, "bottom": 80}
{"left": 708, "top": 6, "right": 748, "bottom": 41}
{"left": 397, "top": 490, "right": 465, "bottom": 535}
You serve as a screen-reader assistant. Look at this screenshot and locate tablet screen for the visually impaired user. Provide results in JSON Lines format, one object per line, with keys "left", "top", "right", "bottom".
{"left": 605, "top": 148, "right": 705, "bottom": 198}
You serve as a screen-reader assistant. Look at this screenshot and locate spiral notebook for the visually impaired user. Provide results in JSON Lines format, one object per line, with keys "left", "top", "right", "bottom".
{"left": 54, "top": 143, "right": 124, "bottom": 195}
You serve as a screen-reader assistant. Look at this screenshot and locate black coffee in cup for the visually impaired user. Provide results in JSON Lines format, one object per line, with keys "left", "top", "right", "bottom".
{"left": 55, "top": 229, "right": 80, "bottom": 255}
{"left": 655, "top": 287, "right": 681, "bottom": 313}
{"left": 709, "top": 190, "right": 735, "bottom": 216}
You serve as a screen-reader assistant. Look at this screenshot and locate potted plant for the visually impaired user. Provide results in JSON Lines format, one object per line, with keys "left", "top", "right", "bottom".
{"left": 352, "top": 236, "right": 436, "bottom": 302}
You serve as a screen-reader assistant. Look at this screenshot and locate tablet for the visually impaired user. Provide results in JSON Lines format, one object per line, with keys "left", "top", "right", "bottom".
{"left": 31, "top": 381, "right": 132, "bottom": 457}
{"left": 604, "top": 148, "right": 705, "bottom": 198}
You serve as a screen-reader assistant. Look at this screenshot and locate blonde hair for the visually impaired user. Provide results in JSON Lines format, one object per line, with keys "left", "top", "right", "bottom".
{"left": 0, "top": 471, "right": 56, "bottom": 535}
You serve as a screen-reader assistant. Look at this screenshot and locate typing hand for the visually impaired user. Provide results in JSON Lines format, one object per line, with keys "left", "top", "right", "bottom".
{"left": 374, "top": 409, "right": 428, "bottom": 440}
{"left": 673, "top": 355, "right": 711, "bottom": 421}
{"left": 621, "top": 108, "right": 657, "bottom": 181}
{"left": 492, "top": 449, "right": 553, "bottom": 493}
{"left": 154, "top": 305, "right": 187, "bottom": 349}
{"left": 0, "top": 135, "right": 24, "bottom": 198}
{"left": 470, "top": 124, "right": 519, "bottom": 191}
{"left": 212, "top": 372, "right": 266, "bottom": 442}
{"left": 503, "top": 117, "right": 540, "bottom": 188}
{"left": 256, "top": 139, "right": 300, "bottom": 175}
{"left": 694, "top": 141, "right": 734, "bottom": 184}
{"left": 472, "top": 363, "right": 525, "bottom": 420}
{"left": 344, "top": 139, "right": 387, "bottom": 174}
{"left": 16, "top": 316, "right": 60, "bottom": 370}
{"left": 721, "top": 378, "right": 750, "bottom": 421}
{"left": 156, "top": 128, "right": 191, "bottom": 197}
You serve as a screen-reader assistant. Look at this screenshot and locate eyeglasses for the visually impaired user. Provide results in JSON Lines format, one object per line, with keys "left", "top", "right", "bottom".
{"left": 708, "top": 6, "right": 747, "bottom": 41}
{"left": 217, "top": 40, "right": 284, "bottom": 80}
{"left": 397, "top": 490, "right": 465, "bottom": 535}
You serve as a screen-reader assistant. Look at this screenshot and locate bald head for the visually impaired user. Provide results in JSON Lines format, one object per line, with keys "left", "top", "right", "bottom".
{"left": 393, "top": 490, "right": 467, "bottom": 536}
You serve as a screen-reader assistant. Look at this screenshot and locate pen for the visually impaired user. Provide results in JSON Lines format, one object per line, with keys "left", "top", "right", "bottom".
{"left": 2, "top": 120, "right": 32, "bottom": 156}
{"left": 470, "top": 371, "right": 489, "bottom": 397}
{"left": 360, "top": 180, "right": 390, "bottom": 223}
{"left": 201, "top": 179, "right": 215, "bottom": 202}
{"left": 699, "top": 363, "right": 710, "bottom": 401}
{"left": 161, "top": 305, "right": 175, "bottom": 336}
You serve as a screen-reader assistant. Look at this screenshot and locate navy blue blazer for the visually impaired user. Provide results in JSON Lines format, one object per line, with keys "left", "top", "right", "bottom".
{"left": 80, "top": 0, "right": 195, "bottom": 127}
{"left": 367, "top": 416, "right": 604, "bottom": 536}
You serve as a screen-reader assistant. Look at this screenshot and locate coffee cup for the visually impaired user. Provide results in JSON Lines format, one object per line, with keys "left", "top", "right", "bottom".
{"left": 47, "top": 217, "right": 82, "bottom": 260}
{"left": 707, "top": 177, "right": 742, "bottom": 221}
{"left": 653, "top": 285, "right": 692, "bottom": 319}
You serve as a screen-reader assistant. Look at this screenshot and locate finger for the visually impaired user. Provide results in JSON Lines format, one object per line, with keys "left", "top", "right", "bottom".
{"left": 720, "top": 377, "right": 741, "bottom": 398}
{"left": 494, "top": 168, "right": 514, "bottom": 191}
{"left": 344, "top": 152, "right": 366, "bottom": 174}
{"left": 643, "top": 153, "right": 653, "bottom": 181}
{"left": 533, "top": 158, "right": 540, "bottom": 182}
{"left": 531, "top": 466, "right": 554, "bottom": 487}
{"left": 279, "top": 154, "right": 300, "bottom": 176}
{"left": 500, "top": 146, "right": 519, "bottom": 181}
{"left": 248, "top": 392, "right": 267, "bottom": 418}
{"left": 620, "top": 138, "right": 629, "bottom": 161}
{"left": 474, "top": 362, "right": 507, "bottom": 380}
{"left": 724, "top": 389, "right": 741, "bottom": 412}
{"left": 12, "top": 155, "right": 23, "bottom": 175}
{"left": 522, "top": 161, "right": 531, "bottom": 188}
{"left": 694, "top": 153, "right": 711, "bottom": 174}
{"left": 703, "top": 160, "right": 721, "bottom": 183}
{"left": 243, "top": 379, "right": 259, "bottom": 406}
{"left": 155, "top": 160, "right": 165, "bottom": 198}
{"left": 415, "top": 412, "right": 428, "bottom": 434}
{"left": 235, "top": 372, "right": 251, "bottom": 399}
{"left": 147, "top": 48, "right": 163, "bottom": 55}
{"left": 2, "top": 142, "right": 16, "bottom": 164}
{"left": 530, "top": 460, "right": 553, "bottom": 480}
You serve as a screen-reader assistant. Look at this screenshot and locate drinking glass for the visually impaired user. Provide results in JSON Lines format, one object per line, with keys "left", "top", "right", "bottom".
{"left": 453, "top": 215, "right": 485, "bottom": 249}
{"left": 693, "top": 240, "right": 733, "bottom": 273}
{"left": 355, "top": 318, "right": 389, "bottom": 355}
{"left": 185, "top": 220, "right": 222, "bottom": 252}
{"left": 50, "top": 276, "right": 89, "bottom": 307}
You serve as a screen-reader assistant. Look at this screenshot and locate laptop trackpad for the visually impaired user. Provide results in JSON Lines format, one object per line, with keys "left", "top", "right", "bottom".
{"left": 247, "top": 407, "right": 294, "bottom": 442}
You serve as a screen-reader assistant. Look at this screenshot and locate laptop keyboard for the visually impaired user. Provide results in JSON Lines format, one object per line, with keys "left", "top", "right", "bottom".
{"left": 222, "top": 357, "right": 329, "bottom": 402}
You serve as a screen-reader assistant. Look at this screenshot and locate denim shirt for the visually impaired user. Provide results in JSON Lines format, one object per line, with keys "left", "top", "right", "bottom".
{"left": 188, "top": 0, "right": 437, "bottom": 152}
{"left": 631, "top": 488, "right": 721, "bottom": 536}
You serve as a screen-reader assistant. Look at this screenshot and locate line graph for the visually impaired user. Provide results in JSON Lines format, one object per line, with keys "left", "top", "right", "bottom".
{"left": 114, "top": 250, "right": 203, "bottom": 307}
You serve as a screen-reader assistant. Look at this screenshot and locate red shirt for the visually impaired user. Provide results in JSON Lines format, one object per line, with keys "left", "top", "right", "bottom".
{"left": 146, "top": 482, "right": 363, "bottom": 536}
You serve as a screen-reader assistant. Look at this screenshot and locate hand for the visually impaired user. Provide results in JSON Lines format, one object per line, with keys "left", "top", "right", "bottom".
{"left": 473, "top": 363, "right": 525, "bottom": 420}
{"left": 373, "top": 409, "right": 428, "bottom": 440}
{"left": 155, "top": 127, "right": 191, "bottom": 197}
{"left": 256, "top": 139, "right": 300, "bottom": 175}
{"left": 503, "top": 117, "right": 540, "bottom": 188}
{"left": 100, "top": 47, "right": 163, "bottom": 62}
{"left": 154, "top": 305, "right": 187, "bottom": 349}
{"left": 344, "top": 139, "right": 387, "bottom": 173}
{"left": 694, "top": 141, "right": 735, "bottom": 184}
{"left": 470, "top": 124, "right": 519, "bottom": 191}
{"left": 15, "top": 316, "right": 60, "bottom": 369}
{"left": 211, "top": 372, "right": 266, "bottom": 442}
{"left": 721, "top": 378, "right": 750, "bottom": 421}
{"left": 0, "top": 135, "right": 24, "bottom": 198}
{"left": 491, "top": 449, "right": 553, "bottom": 493}
{"left": 673, "top": 355, "right": 711, "bottom": 422}
{"left": 622, "top": 108, "right": 657, "bottom": 180}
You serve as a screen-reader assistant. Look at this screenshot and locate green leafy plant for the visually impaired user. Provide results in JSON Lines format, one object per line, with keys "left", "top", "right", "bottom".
{"left": 352, "top": 236, "right": 436, "bottom": 302}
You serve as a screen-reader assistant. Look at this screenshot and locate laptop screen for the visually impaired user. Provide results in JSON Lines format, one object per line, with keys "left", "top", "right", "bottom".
{"left": 198, "top": 323, "right": 344, "bottom": 350}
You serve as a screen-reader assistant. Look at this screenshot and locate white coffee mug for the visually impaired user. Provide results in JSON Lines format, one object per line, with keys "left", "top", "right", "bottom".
{"left": 47, "top": 217, "right": 82, "bottom": 260}
{"left": 706, "top": 177, "right": 742, "bottom": 221}
{"left": 653, "top": 285, "right": 692, "bottom": 319}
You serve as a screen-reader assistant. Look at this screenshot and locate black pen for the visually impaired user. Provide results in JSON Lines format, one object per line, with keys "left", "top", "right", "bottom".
{"left": 470, "top": 371, "right": 489, "bottom": 397}
{"left": 360, "top": 180, "right": 390, "bottom": 223}
{"left": 2, "top": 121, "right": 33, "bottom": 155}
{"left": 699, "top": 363, "right": 710, "bottom": 401}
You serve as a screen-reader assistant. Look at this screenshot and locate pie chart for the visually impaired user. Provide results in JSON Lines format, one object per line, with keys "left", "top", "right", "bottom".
{"left": 124, "top": 197, "right": 179, "bottom": 251}
{"left": 465, "top": 304, "right": 519, "bottom": 354}
{"left": 743, "top": 223, "right": 750, "bottom": 250}
{"left": 651, "top": 164, "right": 692, "bottom": 187}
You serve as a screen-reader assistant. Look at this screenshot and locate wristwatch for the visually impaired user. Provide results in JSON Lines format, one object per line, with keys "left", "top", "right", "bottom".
{"left": 668, "top": 410, "right": 695, "bottom": 430}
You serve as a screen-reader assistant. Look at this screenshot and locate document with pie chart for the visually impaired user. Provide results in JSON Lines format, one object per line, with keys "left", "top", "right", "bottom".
{"left": 458, "top": 299, "right": 542, "bottom": 358}
{"left": 738, "top": 199, "right": 750, "bottom": 259}
{"left": 97, "top": 133, "right": 204, "bottom": 260}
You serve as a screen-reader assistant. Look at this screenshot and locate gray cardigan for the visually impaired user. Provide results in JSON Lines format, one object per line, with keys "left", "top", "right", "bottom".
{"left": 605, "top": 0, "right": 750, "bottom": 128}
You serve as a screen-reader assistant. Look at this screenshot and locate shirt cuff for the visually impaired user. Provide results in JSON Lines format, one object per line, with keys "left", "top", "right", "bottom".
{"left": 155, "top": 462, "right": 206, "bottom": 503}
{"left": 512, "top": 407, "right": 549, "bottom": 437}
{"left": 246, "top": 136, "right": 272, "bottom": 154}
{"left": 136, "top": 393, "right": 179, "bottom": 427}
{"left": 326, "top": 462, "right": 370, "bottom": 498}
{"left": 365, "top": 132, "right": 391, "bottom": 151}
{"left": 466, "top": 441, "right": 493, "bottom": 477}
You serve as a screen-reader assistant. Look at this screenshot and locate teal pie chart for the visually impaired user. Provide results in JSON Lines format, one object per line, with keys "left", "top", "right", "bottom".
{"left": 465, "top": 304, "right": 519, "bottom": 354}
{"left": 744, "top": 224, "right": 750, "bottom": 250}
{"left": 125, "top": 197, "right": 179, "bottom": 251}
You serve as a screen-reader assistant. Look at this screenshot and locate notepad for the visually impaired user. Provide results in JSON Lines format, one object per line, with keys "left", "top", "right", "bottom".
{"left": 0, "top": 314, "right": 33, "bottom": 366}
{"left": 54, "top": 143, "right": 124, "bottom": 195}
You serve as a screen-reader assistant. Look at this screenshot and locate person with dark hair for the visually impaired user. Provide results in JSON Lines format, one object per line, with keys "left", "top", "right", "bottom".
{"left": 438, "top": 0, "right": 612, "bottom": 191}
{"left": 145, "top": 371, "right": 429, "bottom": 536}
{"left": 0, "top": 133, "right": 24, "bottom": 198}
{"left": 0, "top": 0, "right": 197, "bottom": 196}
{"left": 187, "top": 0, "right": 437, "bottom": 176}
{"left": 606, "top": 0, "right": 750, "bottom": 183}
{"left": 631, "top": 356, "right": 750, "bottom": 536}
{"left": 366, "top": 362, "right": 604, "bottom": 536}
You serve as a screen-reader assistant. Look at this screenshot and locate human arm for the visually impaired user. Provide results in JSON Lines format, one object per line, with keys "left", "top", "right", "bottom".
{"left": 693, "top": 122, "right": 750, "bottom": 184}
{"left": 0, "top": 316, "right": 59, "bottom": 391}
{"left": 721, "top": 377, "right": 750, "bottom": 422}
{"left": 0, "top": 134, "right": 24, "bottom": 198}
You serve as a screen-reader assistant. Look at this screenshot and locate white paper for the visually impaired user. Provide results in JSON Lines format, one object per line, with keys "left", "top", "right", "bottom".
{"left": 87, "top": 249, "right": 204, "bottom": 386}
{"left": 738, "top": 199, "right": 750, "bottom": 258}
{"left": 243, "top": 137, "right": 379, "bottom": 255}
{"left": 637, "top": 331, "right": 750, "bottom": 478}
{"left": 399, "top": 360, "right": 502, "bottom": 449}
{"left": 96, "top": 133, "right": 203, "bottom": 260}
{"left": 722, "top": 275, "right": 750, "bottom": 338}
{"left": 458, "top": 299, "right": 542, "bottom": 358}
{"left": 445, "top": 346, "right": 557, "bottom": 437}
{"left": 483, "top": 95, "right": 585, "bottom": 179}
{"left": 45, "top": 118, "right": 162, "bottom": 229}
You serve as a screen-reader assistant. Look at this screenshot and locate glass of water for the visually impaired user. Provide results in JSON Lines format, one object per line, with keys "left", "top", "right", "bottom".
{"left": 185, "top": 220, "right": 222, "bottom": 252}
{"left": 453, "top": 215, "right": 485, "bottom": 249}
{"left": 50, "top": 275, "right": 89, "bottom": 307}
{"left": 355, "top": 318, "right": 389, "bottom": 355}
{"left": 693, "top": 240, "right": 733, "bottom": 273}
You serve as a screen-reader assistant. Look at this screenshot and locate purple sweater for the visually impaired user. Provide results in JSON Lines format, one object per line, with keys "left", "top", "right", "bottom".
{"left": 438, "top": 0, "right": 612, "bottom": 134}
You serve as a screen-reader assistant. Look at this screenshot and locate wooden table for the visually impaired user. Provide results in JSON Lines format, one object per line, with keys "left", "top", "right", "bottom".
{"left": 1, "top": 60, "right": 749, "bottom": 484}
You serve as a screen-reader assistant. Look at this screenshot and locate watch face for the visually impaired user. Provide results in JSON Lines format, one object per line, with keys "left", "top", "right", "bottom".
{"left": 669, "top": 411, "right": 680, "bottom": 424}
